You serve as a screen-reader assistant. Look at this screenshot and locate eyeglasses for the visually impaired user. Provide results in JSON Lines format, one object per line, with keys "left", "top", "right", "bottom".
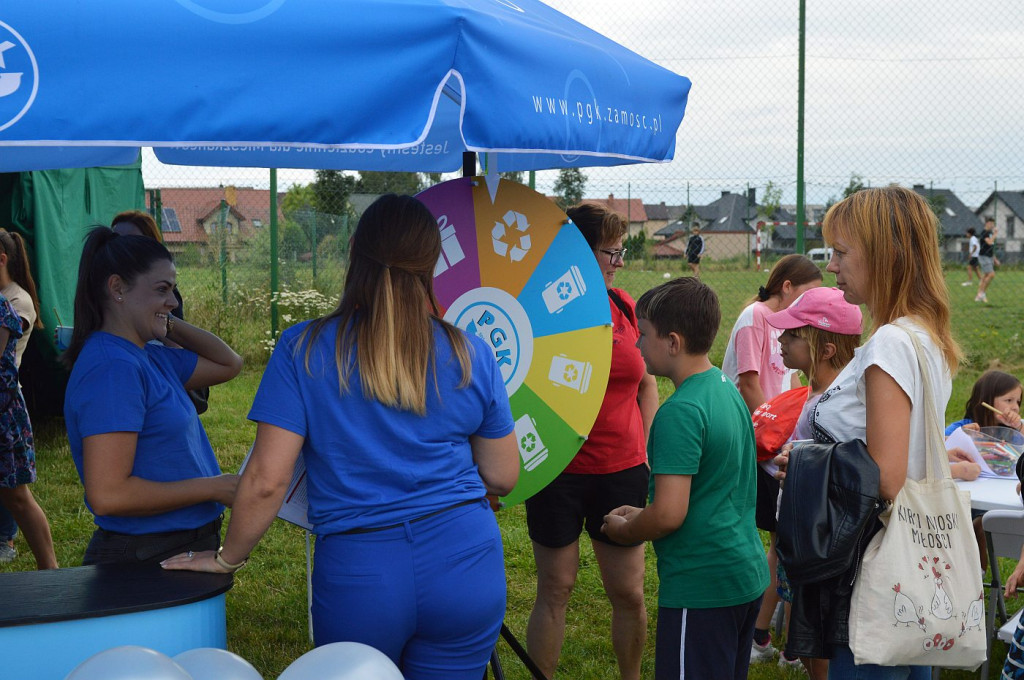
{"left": 599, "top": 248, "right": 627, "bottom": 262}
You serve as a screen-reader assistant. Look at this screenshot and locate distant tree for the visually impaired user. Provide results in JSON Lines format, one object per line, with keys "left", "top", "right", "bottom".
{"left": 307, "top": 172, "right": 359, "bottom": 246}
{"left": 623, "top": 230, "right": 646, "bottom": 261}
{"left": 927, "top": 191, "right": 948, "bottom": 245}
{"left": 842, "top": 173, "right": 866, "bottom": 198}
{"left": 681, "top": 204, "right": 699, "bottom": 224}
{"left": 553, "top": 168, "right": 587, "bottom": 210}
{"left": 500, "top": 171, "right": 525, "bottom": 184}
{"left": 312, "top": 170, "right": 356, "bottom": 216}
{"left": 281, "top": 184, "right": 318, "bottom": 247}
{"left": 757, "top": 181, "right": 784, "bottom": 239}
{"left": 355, "top": 171, "right": 423, "bottom": 195}
{"left": 281, "top": 221, "right": 309, "bottom": 259}
{"left": 282, "top": 184, "right": 316, "bottom": 217}
{"left": 758, "top": 181, "right": 783, "bottom": 222}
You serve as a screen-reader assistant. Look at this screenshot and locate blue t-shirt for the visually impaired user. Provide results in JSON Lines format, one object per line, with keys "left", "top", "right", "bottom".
{"left": 945, "top": 418, "right": 973, "bottom": 436}
{"left": 248, "top": 318, "right": 514, "bottom": 535}
{"left": 64, "top": 332, "right": 224, "bottom": 533}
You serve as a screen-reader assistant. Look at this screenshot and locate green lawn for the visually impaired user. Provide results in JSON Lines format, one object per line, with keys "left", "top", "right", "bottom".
{"left": 5, "top": 262, "right": 1024, "bottom": 678}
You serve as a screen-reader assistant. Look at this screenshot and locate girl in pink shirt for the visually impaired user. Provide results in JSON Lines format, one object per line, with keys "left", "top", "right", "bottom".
{"left": 721, "top": 253, "right": 822, "bottom": 666}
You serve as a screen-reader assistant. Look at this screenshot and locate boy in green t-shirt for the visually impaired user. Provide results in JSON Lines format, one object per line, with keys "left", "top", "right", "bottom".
{"left": 602, "top": 277, "right": 769, "bottom": 680}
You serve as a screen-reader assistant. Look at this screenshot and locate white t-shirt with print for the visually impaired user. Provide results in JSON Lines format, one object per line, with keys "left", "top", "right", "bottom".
{"left": 808, "top": 318, "right": 951, "bottom": 482}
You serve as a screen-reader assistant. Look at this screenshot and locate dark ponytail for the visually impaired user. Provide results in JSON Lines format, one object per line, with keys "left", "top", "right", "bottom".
{"left": 62, "top": 227, "right": 173, "bottom": 368}
{"left": 0, "top": 229, "right": 42, "bottom": 329}
{"left": 747, "top": 254, "right": 822, "bottom": 305}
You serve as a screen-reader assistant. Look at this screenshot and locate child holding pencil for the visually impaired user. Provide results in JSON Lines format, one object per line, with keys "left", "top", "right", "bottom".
{"left": 945, "top": 370, "right": 1023, "bottom": 435}
{"left": 943, "top": 370, "right": 1019, "bottom": 572}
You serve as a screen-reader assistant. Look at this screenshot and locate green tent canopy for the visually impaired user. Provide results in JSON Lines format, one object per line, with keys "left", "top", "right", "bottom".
{"left": 0, "top": 159, "right": 144, "bottom": 416}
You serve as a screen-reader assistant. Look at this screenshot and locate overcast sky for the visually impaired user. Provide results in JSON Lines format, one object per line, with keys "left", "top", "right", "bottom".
{"left": 144, "top": 0, "right": 1024, "bottom": 209}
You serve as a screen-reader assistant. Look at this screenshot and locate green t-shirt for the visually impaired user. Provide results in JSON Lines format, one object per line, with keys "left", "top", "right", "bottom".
{"left": 649, "top": 366, "right": 769, "bottom": 609}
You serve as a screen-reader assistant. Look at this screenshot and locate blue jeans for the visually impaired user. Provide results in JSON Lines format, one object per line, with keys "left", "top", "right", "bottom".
{"left": 0, "top": 505, "right": 16, "bottom": 541}
{"left": 312, "top": 499, "right": 505, "bottom": 680}
{"left": 829, "top": 644, "right": 931, "bottom": 680}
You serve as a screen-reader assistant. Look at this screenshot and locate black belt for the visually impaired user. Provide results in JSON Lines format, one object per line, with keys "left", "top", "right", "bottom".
{"left": 338, "top": 498, "right": 481, "bottom": 535}
{"left": 97, "top": 515, "right": 222, "bottom": 542}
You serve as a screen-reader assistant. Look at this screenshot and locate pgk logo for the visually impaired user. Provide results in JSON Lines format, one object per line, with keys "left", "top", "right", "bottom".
{"left": 0, "top": 20, "right": 38, "bottom": 133}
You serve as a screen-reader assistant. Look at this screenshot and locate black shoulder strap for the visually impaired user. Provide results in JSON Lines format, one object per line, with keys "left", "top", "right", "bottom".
{"left": 607, "top": 288, "right": 637, "bottom": 328}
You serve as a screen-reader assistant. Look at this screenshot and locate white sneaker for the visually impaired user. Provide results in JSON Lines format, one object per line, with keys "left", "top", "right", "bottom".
{"left": 779, "top": 653, "right": 806, "bottom": 673}
{"left": 0, "top": 542, "right": 15, "bottom": 564}
{"left": 750, "top": 637, "right": 776, "bottom": 663}
{"left": 962, "top": 281, "right": 973, "bottom": 286}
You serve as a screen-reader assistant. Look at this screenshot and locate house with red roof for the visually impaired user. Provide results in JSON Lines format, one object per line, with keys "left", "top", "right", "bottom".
{"left": 585, "top": 194, "right": 648, "bottom": 237}
{"left": 148, "top": 187, "right": 285, "bottom": 260}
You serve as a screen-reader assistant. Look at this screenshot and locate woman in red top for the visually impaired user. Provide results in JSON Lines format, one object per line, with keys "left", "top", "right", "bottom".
{"left": 525, "top": 203, "right": 659, "bottom": 680}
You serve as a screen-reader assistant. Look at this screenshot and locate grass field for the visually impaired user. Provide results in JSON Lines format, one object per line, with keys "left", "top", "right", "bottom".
{"left": 4, "top": 261, "right": 1024, "bottom": 678}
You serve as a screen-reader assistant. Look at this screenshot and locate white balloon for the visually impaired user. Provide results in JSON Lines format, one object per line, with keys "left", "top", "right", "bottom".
{"left": 278, "top": 642, "right": 403, "bottom": 680}
{"left": 173, "top": 648, "right": 263, "bottom": 680}
{"left": 65, "top": 645, "right": 193, "bottom": 680}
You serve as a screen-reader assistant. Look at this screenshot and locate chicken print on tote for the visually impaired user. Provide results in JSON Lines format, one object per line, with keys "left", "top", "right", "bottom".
{"left": 890, "top": 556, "right": 984, "bottom": 650}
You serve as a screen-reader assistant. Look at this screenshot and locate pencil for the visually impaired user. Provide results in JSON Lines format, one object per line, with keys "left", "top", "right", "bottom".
{"left": 981, "top": 402, "right": 1004, "bottom": 416}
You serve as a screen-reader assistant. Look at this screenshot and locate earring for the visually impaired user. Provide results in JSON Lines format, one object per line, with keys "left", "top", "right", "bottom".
{"left": 116, "top": 296, "right": 123, "bottom": 302}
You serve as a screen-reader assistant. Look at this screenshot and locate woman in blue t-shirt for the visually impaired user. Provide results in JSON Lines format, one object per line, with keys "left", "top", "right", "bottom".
{"left": 63, "top": 228, "right": 242, "bottom": 565}
{"left": 164, "top": 194, "right": 519, "bottom": 680}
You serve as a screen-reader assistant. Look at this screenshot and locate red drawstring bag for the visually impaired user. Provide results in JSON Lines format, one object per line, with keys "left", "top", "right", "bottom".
{"left": 751, "top": 386, "right": 810, "bottom": 462}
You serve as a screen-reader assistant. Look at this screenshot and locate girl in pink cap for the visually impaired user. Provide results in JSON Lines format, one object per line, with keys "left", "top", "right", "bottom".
{"left": 766, "top": 286, "right": 863, "bottom": 678}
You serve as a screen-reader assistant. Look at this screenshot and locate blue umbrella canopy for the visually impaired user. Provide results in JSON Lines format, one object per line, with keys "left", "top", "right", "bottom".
{"left": 0, "top": 0, "right": 690, "bottom": 172}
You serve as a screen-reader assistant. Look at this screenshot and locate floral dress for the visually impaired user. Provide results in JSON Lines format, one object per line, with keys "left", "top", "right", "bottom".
{"left": 0, "top": 295, "right": 34, "bottom": 489}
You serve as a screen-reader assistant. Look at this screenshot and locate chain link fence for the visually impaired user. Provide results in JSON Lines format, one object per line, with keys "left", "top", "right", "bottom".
{"left": 141, "top": 0, "right": 1024, "bottom": 375}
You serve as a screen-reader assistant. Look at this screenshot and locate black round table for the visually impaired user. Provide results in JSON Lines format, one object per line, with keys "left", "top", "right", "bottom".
{"left": 0, "top": 562, "right": 233, "bottom": 678}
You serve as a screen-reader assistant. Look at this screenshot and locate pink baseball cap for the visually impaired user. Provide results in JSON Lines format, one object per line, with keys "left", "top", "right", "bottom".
{"left": 766, "top": 287, "right": 863, "bottom": 335}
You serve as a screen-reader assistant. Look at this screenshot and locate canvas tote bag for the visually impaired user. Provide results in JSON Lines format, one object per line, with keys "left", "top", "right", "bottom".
{"left": 849, "top": 326, "right": 986, "bottom": 669}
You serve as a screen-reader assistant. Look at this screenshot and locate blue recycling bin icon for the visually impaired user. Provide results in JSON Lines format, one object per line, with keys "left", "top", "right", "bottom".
{"left": 542, "top": 265, "right": 587, "bottom": 314}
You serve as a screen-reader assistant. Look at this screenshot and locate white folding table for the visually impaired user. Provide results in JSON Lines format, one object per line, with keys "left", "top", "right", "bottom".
{"left": 957, "top": 477, "right": 1022, "bottom": 678}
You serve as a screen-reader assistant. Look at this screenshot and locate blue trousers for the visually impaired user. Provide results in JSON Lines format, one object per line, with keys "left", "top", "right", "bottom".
{"left": 829, "top": 645, "right": 931, "bottom": 680}
{"left": 312, "top": 499, "right": 506, "bottom": 680}
{"left": 0, "top": 505, "right": 16, "bottom": 541}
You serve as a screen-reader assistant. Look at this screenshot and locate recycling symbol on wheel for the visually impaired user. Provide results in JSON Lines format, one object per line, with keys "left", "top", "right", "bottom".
{"left": 556, "top": 281, "right": 572, "bottom": 300}
{"left": 521, "top": 432, "right": 537, "bottom": 452}
{"left": 491, "top": 210, "right": 531, "bottom": 262}
{"left": 563, "top": 365, "right": 578, "bottom": 383}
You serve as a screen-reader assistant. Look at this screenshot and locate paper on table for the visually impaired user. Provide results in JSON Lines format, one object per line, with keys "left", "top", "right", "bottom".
{"left": 944, "top": 426, "right": 1009, "bottom": 479}
{"left": 238, "top": 446, "right": 312, "bottom": 530}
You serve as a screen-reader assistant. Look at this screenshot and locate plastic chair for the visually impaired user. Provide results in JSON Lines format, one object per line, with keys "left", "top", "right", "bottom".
{"left": 980, "top": 509, "right": 1024, "bottom": 679}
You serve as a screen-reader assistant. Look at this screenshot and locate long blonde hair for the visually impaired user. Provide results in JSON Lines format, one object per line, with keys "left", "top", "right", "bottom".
{"left": 300, "top": 194, "right": 471, "bottom": 415}
{"left": 822, "top": 185, "right": 962, "bottom": 373}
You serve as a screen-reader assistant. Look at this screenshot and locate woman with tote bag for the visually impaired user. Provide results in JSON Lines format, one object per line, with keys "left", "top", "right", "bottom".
{"left": 776, "top": 186, "right": 984, "bottom": 678}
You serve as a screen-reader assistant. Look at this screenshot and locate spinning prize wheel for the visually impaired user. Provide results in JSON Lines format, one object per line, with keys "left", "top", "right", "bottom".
{"left": 418, "top": 178, "right": 612, "bottom": 506}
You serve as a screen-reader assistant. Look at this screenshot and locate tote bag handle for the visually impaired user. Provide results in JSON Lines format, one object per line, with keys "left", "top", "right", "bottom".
{"left": 895, "top": 322, "right": 950, "bottom": 484}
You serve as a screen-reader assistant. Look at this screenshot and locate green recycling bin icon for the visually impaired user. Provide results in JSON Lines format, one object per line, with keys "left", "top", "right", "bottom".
{"left": 515, "top": 414, "right": 548, "bottom": 471}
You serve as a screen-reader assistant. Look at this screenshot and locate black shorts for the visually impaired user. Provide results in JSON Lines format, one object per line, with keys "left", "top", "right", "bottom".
{"left": 655, "top": 597, "right": 762, "bottom": 680}
{"left": 969, "top": 256, "right": 979, "bottom": 267}
{"left": 525, "top": 463, "right": 649, "bottom": 548}
{"left": 687, "top": 255, "right": 701, "bottom": 265}
{"left": 754, "top": 465, "right": 781, "bottom": 532}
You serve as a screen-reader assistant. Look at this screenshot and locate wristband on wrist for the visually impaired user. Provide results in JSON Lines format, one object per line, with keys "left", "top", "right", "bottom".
{"left": 165, "top": 314, "right": 175, "bottom": 336}
{"left": 215, "top": 546, "right": 247, "bottom": 572}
